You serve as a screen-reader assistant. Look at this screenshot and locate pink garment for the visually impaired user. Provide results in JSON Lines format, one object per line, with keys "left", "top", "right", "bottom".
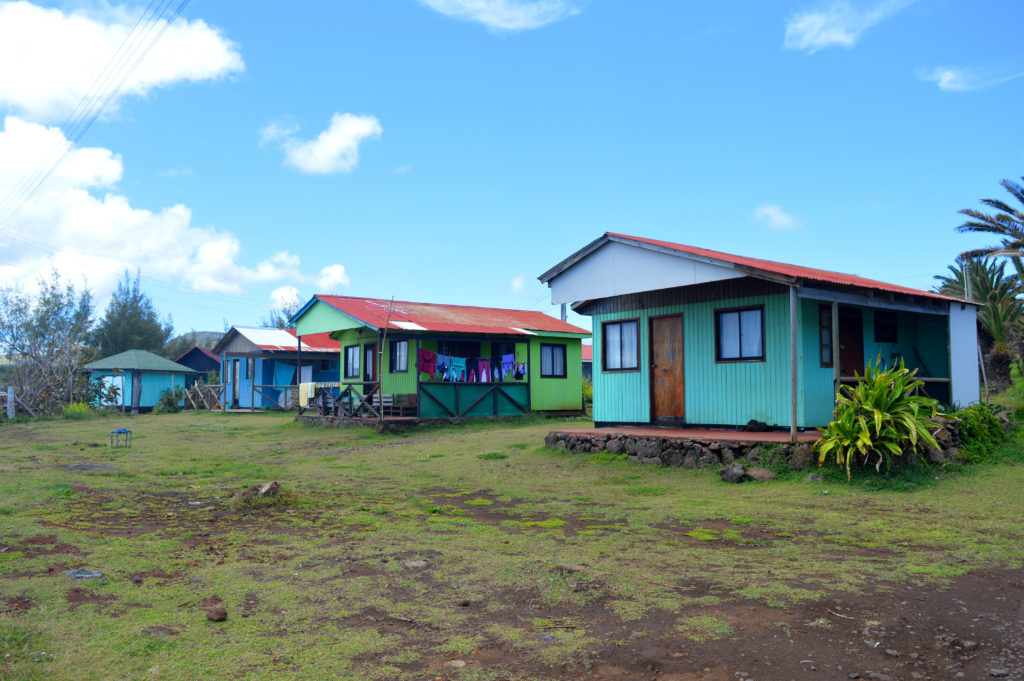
{"left": 477, "top": 359, "right": 491, "bottom": 382}
{"left": 418, "top": 349, "right": 436, "bottom": 378}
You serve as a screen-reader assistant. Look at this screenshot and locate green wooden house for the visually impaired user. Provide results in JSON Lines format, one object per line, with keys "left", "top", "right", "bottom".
{"left": 84, "top": 349, "right": 195, "bottom": 414}
{"left": 539, "top": 233, "right": 981, "bottom": 438}
{"left": 290, "top": 295, "right": 590, "bottom": 418}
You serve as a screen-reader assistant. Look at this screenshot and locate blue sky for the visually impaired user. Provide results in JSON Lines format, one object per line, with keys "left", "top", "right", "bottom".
{"left": 0, "top": 0, "right": 1021, "bottom": 335}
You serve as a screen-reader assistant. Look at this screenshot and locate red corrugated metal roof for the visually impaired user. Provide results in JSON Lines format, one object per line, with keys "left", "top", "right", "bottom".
{"left": 581, "top": 345, "right": 593, "bottom": 362}
{"left": 606, "top": 233, "right": 962, "bottom": 303}
{"left": 314, "top": 295, "right": 590, "bottom": 336}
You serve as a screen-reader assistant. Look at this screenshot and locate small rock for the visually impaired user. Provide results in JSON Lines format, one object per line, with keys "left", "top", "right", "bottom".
{"left": 403, "top": 560, "right": 428, "bottom": 569}
{"left": 962, "top": 640, "right": 977, "bottom": 650}
{"left": 445, "top": 660, "right": 466, "bottom": 669}
{"left": 205, "top": 604, "right": 228, "bottom": 622}
{"left": 805, "top": 473, "right": 824, "bottom": 482}
{"left": 885, "top": 649, "right": 899, "bottom": 657}
{"left": 988, "top": 669, "right": 1008, "bottom": 678}
{"left": 745, "top": 467, "right": 776, "bottom": 482}
{"left": 541, "top": 634, "right": 556, "bottom": 641}
{"left": 67, "top": 569, "right": 104, "bottom": 580}
{"left": 720, "top": 462, "right": 747, "bottom": 483}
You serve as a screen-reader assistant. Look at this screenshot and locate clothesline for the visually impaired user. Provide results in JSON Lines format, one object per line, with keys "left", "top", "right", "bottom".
{"left": 417, "top": 349, "right": 527, "bottom": 383}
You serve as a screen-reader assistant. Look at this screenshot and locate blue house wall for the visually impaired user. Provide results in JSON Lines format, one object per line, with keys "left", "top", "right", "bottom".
{"left": 222, "top": 355, "right": 338, "bottom": 409}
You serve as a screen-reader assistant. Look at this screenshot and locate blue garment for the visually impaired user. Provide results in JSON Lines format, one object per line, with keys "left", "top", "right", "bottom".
{"left": 436, "top": 354, "right": 451, "bottom": 381}
{"left": 449, "top": 357, "right": 467, "bottom": 382}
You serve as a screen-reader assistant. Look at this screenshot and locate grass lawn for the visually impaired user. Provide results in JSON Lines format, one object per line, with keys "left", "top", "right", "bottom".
{"left": 1, "top": 412, "right": 1023, "bottom": 680}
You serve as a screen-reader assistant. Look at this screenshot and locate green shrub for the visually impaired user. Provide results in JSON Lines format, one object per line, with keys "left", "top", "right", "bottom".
{"left": 815, "top": 357, "right": 943, "bottom": 479}
{"left": 61, "top": 402, "right": 91, "bottom": 420}
{"left": 581, "top": 377, "right": 593, "bottom": 404}
{"left": 153, "top": 387, "right": 185, "bottom": 414}
{"left": 954, "top": 403, "right": 1005, "bottom": 463}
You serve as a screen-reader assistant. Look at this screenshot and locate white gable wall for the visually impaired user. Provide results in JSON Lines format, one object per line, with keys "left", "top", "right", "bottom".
{"left": 547, "top": 241, "right": 742, "bottom": 304}
{"left": 948, "top": 303, "right": 980, "bottom": 406}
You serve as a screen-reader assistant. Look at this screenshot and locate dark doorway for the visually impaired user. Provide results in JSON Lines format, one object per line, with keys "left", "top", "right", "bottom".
{"left": 649, "top": 315, "right": 685, "bottom": 423}
{"left": 838, "top": 307, "right": 864, "bottom": 377}
{"left": 364, "top": 344, "right": 378, "bottom": 383}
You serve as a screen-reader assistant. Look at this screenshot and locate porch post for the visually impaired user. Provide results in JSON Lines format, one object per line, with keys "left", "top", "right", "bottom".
{"left": 831, "top": 301, "right": 840, "bottom": 403}
{"left": 790, "top": 286, "right": 798, "bottom": 443}
{"left": 296, "top": 334, "right": 302, "bottom": 413}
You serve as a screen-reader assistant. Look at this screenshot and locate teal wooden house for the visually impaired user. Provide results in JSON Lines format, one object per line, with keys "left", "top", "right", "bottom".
{"left": 84, "top": 349, "right": 195, "bottom": 414}
{"left": 540, "top": 233, "right": 981, "bottom": 437}
{"left": 290, "top": 295, "right": 591, "bottom": 418}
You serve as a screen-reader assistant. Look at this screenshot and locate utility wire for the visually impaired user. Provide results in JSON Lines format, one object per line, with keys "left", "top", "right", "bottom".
{"left": 0, "top": 0, "right": 190, "bottom": 244}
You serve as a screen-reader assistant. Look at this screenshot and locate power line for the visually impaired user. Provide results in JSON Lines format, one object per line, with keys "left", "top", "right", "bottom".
{"left": 0, "top": 0, "right": 191, "bottom": 243}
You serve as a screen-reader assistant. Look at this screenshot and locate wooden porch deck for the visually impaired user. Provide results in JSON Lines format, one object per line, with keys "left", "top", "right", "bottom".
{"left": 555, "top": 425, "right": 820, "bottom": 443}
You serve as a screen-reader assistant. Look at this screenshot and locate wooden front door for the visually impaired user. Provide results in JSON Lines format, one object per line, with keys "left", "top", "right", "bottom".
{"left": 838, "top": 307, "right": 864, "bottom": 377}
{"left": 650, "top": 315, "right": 685, "bottom": 422}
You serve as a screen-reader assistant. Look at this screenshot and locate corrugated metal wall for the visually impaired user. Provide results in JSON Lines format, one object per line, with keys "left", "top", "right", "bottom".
{"left": 528, "top": 337, "right": 583, "bottom": 411}
{"left": 592, "top": 281, "right": 799, "bottom": 427}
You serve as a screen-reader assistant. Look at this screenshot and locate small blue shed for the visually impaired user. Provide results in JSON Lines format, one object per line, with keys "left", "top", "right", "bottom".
{"left": 84, "top": 349, "right": 195, "bottom": 414}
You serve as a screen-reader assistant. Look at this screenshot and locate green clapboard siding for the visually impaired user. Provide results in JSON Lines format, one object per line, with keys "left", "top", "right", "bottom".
{"left": 528, "top": 337, "right": 583, "bottom": 411}
{"left": 295, "top": 300, "right": 364, "bottom": 336}
{"left": 593, "top": 292, "right": 799, "bottom": 427}
{"left": 382, "top": 337, "right": 417, "bottom": 394}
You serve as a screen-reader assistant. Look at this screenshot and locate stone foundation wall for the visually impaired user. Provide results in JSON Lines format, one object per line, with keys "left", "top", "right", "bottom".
{"left": 543, "top": 430, "right": 819, "bottom": 470}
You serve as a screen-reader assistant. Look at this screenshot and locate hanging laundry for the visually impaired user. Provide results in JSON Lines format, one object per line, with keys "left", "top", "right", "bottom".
{"left": 449, "top": 357, "right": 467, "bottom": 382}
{"left": 514, "top": 362, "right": 526, "bottom": 380}
{"left": 477, "top": 359, "right": 491, "bottom": 383}
{"left": 436, "top": 354, "right": 451, "bottom": 381}
{"left": 493, "top": 367, "right": 499, "bottom": 381}
{"left": 501, "top": 353, "right": 515, "bottom": 377}
{"left": 418, "top": 348, "right": 437, "bottom": 378}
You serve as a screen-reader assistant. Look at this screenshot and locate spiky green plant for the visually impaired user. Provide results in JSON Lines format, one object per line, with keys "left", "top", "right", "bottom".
{"left": 816, "top": 356, "right": 945, "bottom": 480}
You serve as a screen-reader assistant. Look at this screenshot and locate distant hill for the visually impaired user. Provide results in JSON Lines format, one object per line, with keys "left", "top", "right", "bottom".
{"left": 162, "top": 331, "right": 223, "bottom": 359}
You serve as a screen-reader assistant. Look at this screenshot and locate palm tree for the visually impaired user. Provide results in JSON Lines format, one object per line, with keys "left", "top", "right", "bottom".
{"left": 956, "top": 177, "right": 1024, "bottom": 258}
{"left": 936, "top": 256, "right": 1024, "bottom": 386}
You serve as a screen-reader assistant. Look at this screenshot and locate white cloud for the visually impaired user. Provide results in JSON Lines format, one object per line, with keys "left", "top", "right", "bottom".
{"left": 0, "top": 1, "right": 243, "bottom": 121}
{"left": 0, "top": 116, "right": 321, "bottom": 300}
{"left": 752, "top": 204, "right": 802, "bottom": 230}
{"left": 418, "top": 0, "right": 581, "bottom": 31}
{"left": 510, "top": 273, "right": 526, "bottom": 296}
{"left": 316, "top": 264, "right": 351, "bottom": 292}
{"left": 918, "top": 66, "right": 1024, "bottom": 92}
{"left": 270, "top": 285, "right": 301, "bottom": 310}
{"left": 161, "top": 165, "right": 193, "bottom": 178}
{"left": 392, "top": 164, "right": 413, "bottom": 175}
{"left": 263, "top": 113, "right": 382, "bottom": 175}
{"left": 259, "top": 119, "right": 299, "bottom": 146}
{"left": 783, "top": 0, "right": 912, "bottom": 53}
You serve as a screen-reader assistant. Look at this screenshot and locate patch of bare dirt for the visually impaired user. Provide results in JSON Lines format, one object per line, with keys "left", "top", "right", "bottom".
{"left": 65, "top": 587, "right": 115, "bottom": 612}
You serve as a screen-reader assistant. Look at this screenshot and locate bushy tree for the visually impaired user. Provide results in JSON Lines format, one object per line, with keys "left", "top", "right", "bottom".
{"left": 91, "top": 271, "right": 173, "bottom": 356}
{"left": 261, "top": 295, "right": 302, "bottom": 329}
{"left": 0, "top": 271, "right": 95, "bottom": 414}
